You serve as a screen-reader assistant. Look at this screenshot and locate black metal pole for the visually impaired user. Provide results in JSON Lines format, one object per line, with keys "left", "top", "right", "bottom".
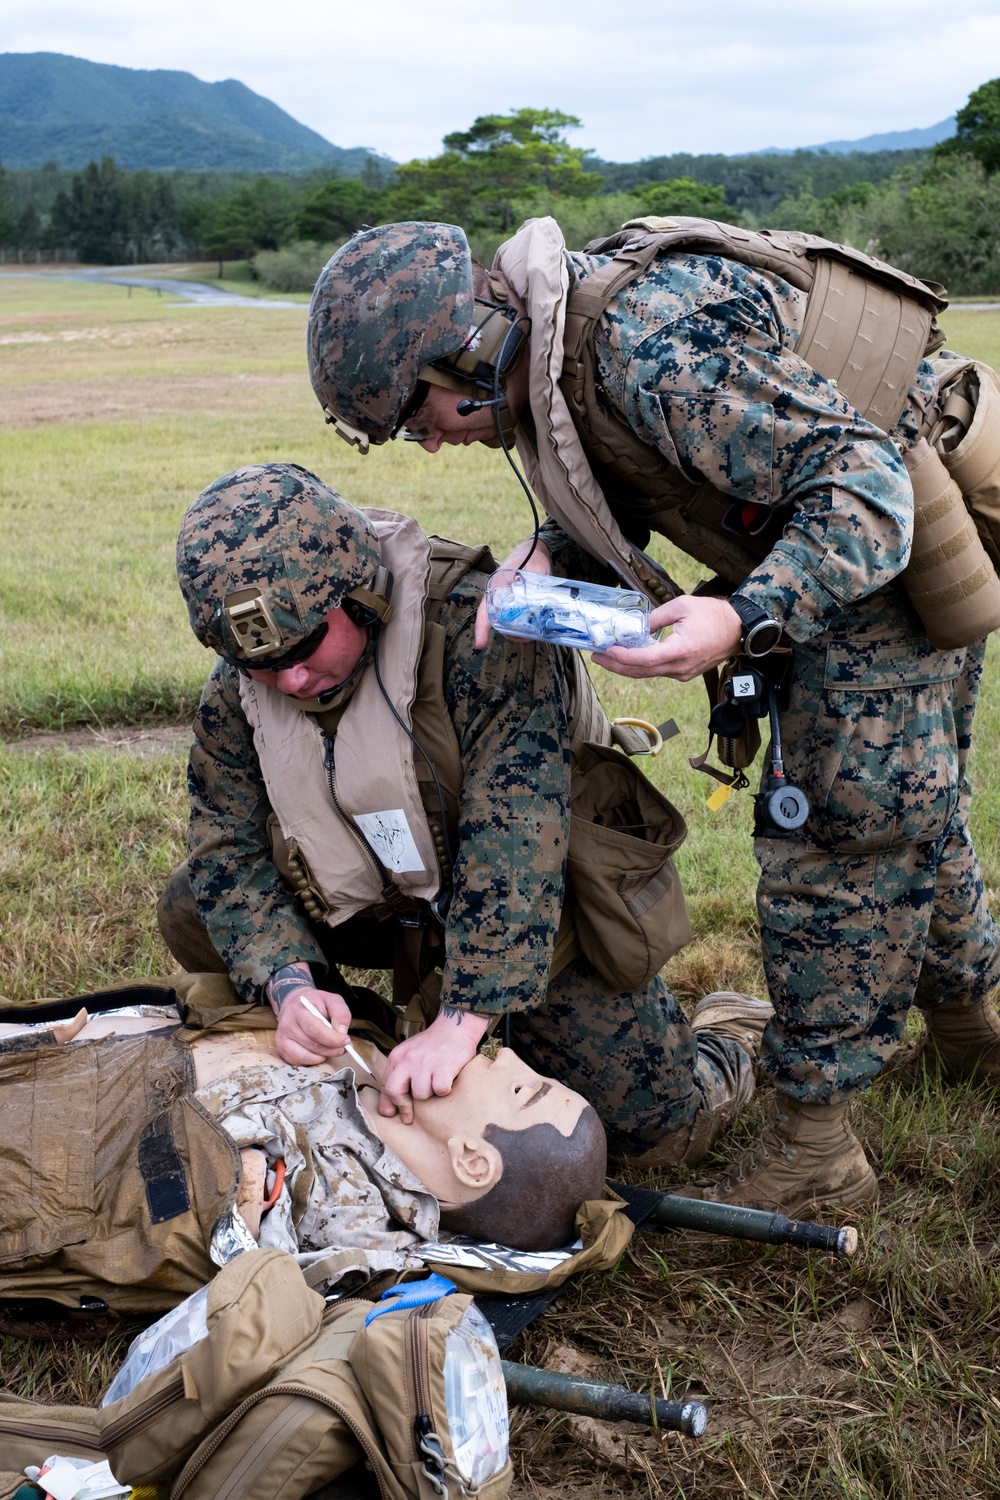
{"left": 644, "top": 1194, "right": 858, "bottom": 1258}
{"left": 501, "top": 1361, "right": 707, "bottom": 1437}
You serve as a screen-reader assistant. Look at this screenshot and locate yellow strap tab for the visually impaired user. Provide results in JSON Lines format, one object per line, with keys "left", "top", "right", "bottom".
{"left": 706, "top": 775, "right": 742, "bottom": 812}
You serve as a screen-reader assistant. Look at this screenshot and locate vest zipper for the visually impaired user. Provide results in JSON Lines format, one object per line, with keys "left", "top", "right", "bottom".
{"left": 0, "top": 1417, "right": 105, "bottom": 1453}
{"left": 406, "top": 1302, "right": 450, "bottom": 1496}
{"left": 0, "top": 1373, "right": 189, "bottom": 1460}
{"left": 99, "top": 1371, "right": 187, "bottom": 1446}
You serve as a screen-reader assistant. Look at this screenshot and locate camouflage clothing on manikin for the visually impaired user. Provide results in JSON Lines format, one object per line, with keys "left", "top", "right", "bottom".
{"left": 536, "top": 248, "right": 1000, "bottom": 1103}
{"left": 186, "top": 560, "right": 746, "bottom": 1157}
{"left": 195, "top": 1056, "right": 440, "bottom": 1289}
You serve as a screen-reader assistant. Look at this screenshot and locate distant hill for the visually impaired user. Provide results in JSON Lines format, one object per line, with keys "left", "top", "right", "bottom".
{"left": 0, "top": 52, "right": 391, "bottom": 174}
{"left": 757, "top": 117, "right": 956, "bottom": 156}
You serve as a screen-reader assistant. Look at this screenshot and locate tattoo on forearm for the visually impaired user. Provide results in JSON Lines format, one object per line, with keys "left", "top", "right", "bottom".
{"left": 441, "top": 1004, "right": 464, "bottom": 1024}
{"left": 268, "top": 962, "right": 312, "bottom": 1012}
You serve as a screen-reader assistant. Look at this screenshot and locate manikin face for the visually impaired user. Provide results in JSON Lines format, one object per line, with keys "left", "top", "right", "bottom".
{"left": 419, "top": 1046, "right": 587, "bottom": 1141}
{"left": 364, "top": 1045, "right": 590, "bottom": 1211}
{"left": 246, "top": 605, "right": 368, "bottom": 701}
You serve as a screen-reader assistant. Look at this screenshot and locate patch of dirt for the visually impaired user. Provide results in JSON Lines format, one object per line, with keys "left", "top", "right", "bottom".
{"left": 4, "top": 724, "right": 191, "bottom": 757}
{"left": 0, "top": 371, "right": 303, "bottom": 428}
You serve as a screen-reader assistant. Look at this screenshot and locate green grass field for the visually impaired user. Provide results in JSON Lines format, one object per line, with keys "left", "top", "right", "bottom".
{"left": 1, "top": 277, "right": 999, "bottom": 1497}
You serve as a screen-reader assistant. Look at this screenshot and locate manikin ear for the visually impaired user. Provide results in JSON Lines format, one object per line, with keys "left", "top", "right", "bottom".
{"left": 446, "top": 1135, "right": 503, "bottom": 1193}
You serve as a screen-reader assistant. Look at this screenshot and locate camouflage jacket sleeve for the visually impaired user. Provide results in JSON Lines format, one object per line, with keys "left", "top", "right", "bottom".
{"left": 187, "top": 661, "right": 329, "bottom": 1001}
{"left": 436, "top": 571, "right": 571, "bottom": 1015}
{"left": 596, "top": 255, "right": 917, "bottom": 642}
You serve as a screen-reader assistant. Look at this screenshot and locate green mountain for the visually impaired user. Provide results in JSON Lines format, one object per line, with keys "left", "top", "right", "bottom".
{"left": 0, "top": 52, "right": 389, "bottom": 174}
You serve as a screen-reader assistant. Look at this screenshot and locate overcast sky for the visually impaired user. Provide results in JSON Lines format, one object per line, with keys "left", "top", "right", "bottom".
{"left": 3, "top": 0, "right": 999, "bottom": 162}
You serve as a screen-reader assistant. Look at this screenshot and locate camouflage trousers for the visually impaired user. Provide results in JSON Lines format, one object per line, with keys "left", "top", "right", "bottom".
{"left": 508, "top": 956, "right": 750, "bottom": 1160}
{"left": 158, "top": 863, "right": 745, "bottom": 1161}
{"left": 757, "top": 585, "right": 1000, "bottom": 1104}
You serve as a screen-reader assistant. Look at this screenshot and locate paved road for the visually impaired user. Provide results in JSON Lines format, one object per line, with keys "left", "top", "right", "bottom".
{"left": 0, "top": 266, "right": 302, "bottom": 308}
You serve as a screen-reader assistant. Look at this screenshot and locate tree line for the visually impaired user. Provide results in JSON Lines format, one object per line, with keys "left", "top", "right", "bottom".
{"left": 2, "top": 80, "right": 1000, "bottom": 294}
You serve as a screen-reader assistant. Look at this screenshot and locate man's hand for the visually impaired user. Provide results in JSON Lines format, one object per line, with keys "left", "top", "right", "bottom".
{"left": 594, "top": 594, "right": 743, "bottom": 681}
{"left": 267, "top": 962, "right": 352, "bottom": 1067}
{"left": 379, "top": 1005, "right": 491, "bottom": 1123}
{"left": 474, "top": 539, "right": 552, "bottom": 649}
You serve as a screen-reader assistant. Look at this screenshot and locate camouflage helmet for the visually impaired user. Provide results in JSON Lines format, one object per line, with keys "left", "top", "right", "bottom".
{"left": 307, "top": 221, "right": 475, "bottom": 450}
{"left": 177, "top": 463, "right": 380, "bottom": 664}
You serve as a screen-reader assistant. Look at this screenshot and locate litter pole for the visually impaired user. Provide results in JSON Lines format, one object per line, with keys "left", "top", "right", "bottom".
{"left": 646, "top": 1194, "right": 858, "bottom": 1259}
{"left": 501, "top": 1362, "right": 707, "bottom": 1437}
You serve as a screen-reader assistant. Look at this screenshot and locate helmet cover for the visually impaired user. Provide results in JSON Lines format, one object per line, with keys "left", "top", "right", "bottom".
{"left": 307, "top": 222, "right": 475, "bottom": 447}
{"left": 177, "top": 463, "right": 380, "bottom": 660}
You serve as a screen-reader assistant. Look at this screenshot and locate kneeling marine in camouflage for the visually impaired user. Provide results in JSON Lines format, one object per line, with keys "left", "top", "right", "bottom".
{"left": 162, "top": 461, "right": 773, "bottom": 1167}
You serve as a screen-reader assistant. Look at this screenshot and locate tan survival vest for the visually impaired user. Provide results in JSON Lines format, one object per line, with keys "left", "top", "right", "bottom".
{"left": 494, "top": 215, "right": 948, "bottom": 594}
{"left": 241, "top": 512, "right": 452, "bottom": 927}
{"left": 246, "top": 515, "right": 627, "bottom": 927}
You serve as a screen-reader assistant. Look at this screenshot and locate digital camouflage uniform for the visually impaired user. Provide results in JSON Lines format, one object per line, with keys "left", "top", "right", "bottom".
{"left": 538, "top": 250, "right": 1000, "bottom": 1104}
{"left": 185, "top": 561, "right": 747, "bottom": 1158}
{"left": 195, "top": 1057, "right": 440, "bottom": 1289}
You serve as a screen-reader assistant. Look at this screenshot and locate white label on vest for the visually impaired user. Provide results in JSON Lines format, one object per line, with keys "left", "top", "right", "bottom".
{"left": 353, "top": 810, "right": 425, "bottom": 874}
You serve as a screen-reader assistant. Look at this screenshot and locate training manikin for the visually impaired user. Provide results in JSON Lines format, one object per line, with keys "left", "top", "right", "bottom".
{"left": 0, "top": 1008, "right": 606, "bottom": 1311}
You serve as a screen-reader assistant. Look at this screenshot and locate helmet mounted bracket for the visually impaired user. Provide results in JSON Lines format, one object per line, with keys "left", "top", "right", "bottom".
{"left": 221, "top": 587, "right": 284, "bottom": 659}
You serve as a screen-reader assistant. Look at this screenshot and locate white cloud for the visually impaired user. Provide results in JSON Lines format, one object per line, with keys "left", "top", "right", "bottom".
{"left": 2, "top": 0, "right": 999, "bottom": 159}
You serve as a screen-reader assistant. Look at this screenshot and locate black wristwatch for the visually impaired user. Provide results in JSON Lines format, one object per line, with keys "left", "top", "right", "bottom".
{"left": 727, "top": 593, "right": 783, "bottom": 658}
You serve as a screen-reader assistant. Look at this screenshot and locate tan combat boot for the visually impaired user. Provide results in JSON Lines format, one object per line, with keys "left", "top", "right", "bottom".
{"left": 678, "top": 1093, "right": 878, "bottom": 1217}
{"left": 922, "top": 997, "right": 1000, "bottom": 1085}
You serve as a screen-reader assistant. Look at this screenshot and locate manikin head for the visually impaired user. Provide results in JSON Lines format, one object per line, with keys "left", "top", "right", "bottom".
{"left": 176, "top": 463, "right": 394, "bottom": 708}
{"left": 307, "top": 221, "right": 528, "bottom": 457}
{"left": 370, "top": 1046, "right": 607, "bottom": 1252}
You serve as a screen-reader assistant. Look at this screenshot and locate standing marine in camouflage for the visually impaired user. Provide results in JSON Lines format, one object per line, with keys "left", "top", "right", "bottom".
{"left": 160, "top": 461, "right": 772, "bottom": 1167}
{"left": 306, "top": 218, "right": 1000, "bottom": 1215}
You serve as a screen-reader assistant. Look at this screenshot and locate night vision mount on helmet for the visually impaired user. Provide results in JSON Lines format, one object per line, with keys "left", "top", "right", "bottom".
{"left": 307, "top": 222, "right": 526, "bottom": 452}
{"left": 176, "top": 463, "right": 391, "bottom": 673}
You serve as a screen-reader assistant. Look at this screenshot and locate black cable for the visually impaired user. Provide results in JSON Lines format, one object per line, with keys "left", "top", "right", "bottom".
{"left": 490, "top": 313, "right": 542, "bottom": 568}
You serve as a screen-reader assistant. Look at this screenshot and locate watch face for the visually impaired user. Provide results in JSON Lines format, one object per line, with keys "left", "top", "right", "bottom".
{"left": 744, "top": 618, "right": 783, "bottom": 657}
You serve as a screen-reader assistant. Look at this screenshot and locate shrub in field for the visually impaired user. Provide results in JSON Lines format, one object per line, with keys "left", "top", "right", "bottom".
{"left": 251, "top": 239, "right": 339, "bottom": 292}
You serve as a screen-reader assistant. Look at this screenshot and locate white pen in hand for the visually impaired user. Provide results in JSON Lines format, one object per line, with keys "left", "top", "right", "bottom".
{"left": 298, "top": 993, "right": 380, "bottom": 1087}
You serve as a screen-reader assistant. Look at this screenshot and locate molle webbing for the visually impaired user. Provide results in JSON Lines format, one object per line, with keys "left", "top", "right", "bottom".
{"left": 798, "top": 255, "right": 939, "bottom": 433}
{"left": 560, "top": 218, "right": 947, "bottom": 587}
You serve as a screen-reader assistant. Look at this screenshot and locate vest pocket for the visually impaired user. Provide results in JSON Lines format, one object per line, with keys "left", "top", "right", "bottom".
{"left": 0, "top": 1043, "right": 96, "bottom": 1263}
{"left": 566, "top": 743, "right": 691, "bottom": 990}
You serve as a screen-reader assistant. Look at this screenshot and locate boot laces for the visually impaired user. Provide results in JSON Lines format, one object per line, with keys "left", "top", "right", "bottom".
{"left": 706, "top": 1118, "right": 794, "bottom": 1193}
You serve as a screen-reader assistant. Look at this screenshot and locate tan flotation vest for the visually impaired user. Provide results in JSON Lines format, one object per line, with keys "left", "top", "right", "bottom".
{"left": 494, "top": 215, "right": 948, "bottom": 594}
{"left": 241, "top": 512, "right": 461, "bottom": 927}
{"left": 246, "top": 515, "right": 675, "bottom": 1004}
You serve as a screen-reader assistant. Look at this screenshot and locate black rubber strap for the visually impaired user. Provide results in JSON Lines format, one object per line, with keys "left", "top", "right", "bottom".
{"left": 0, "top": 984, "right": 180, "bottom": 1025}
